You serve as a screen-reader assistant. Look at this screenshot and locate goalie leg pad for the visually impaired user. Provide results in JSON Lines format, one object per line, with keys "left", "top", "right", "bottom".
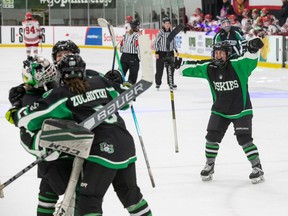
{"left": 40, "top": 119, "right": 94, "bottom": 159}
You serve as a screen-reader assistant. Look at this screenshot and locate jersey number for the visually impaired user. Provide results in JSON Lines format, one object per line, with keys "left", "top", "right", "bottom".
{"left": 25, "top": 26, "right": 36, "bottom": 35}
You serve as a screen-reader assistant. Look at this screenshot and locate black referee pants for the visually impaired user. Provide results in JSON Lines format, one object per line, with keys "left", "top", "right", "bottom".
{"left": 120, "top": 53, "right": 140, "bottom": 84}
{"left": 155, "top": 51, "right": 175, "bottom": 86}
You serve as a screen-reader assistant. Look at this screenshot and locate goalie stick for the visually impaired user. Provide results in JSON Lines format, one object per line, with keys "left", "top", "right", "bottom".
{"left": 98, "top": 18, "right": 156, "bottom": 188}
{"left": 54, "top": 33, "right": 154, "bottom": 216}
{"left": 0, "top": 41, "right": 153, "bottom": 201}
{"left": 165, "top": 23, "right": 184, "bottom": 153}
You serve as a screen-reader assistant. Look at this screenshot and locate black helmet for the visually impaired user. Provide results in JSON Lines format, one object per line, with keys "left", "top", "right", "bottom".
{"left": 162, "top": 17, "right": 171, "bottom": 23}
{"left": 57, "top": 54, "right": 86, "bottom": 80}
{"left": 130, "top": 19, "right": 140, "bottom": 30}
{"left": 52, "top": 40, "right": 80, "bottom": 63}
{"left": 212, "top": 41, "right": 232, "bottom": 66}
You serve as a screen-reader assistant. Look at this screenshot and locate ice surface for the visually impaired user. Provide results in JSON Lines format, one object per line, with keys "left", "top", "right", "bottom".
{"left": 0, "top": 47, "right": 288, "bottom": 215}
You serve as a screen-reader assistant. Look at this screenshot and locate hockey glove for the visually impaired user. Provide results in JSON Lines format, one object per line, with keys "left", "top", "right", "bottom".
{"left": 247, "top": 38, "right": 264, "bottom": 53}
{"left": 5, "top": 106, "right": 18, "bottom": 125}
{"left": 8, "top": 84, "right": 25, "bottom": 107}
{"left": 123, "top": 81, "right": 133, "bottom": 88}
{"left": 174, "top": 57, "right": 183, "bottom": 69}
{"left": 104, "top": 69, "right": 124, "bottom": 84}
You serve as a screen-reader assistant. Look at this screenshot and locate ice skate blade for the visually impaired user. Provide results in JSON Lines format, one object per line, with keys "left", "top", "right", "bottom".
{"left": 201, "top": 174, "right": 213, "bottom": 181}
{"left": 251, "top": 176, "right": 265, "bottom": 184}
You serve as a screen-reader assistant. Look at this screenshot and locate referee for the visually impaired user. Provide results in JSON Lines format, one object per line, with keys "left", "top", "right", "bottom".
{"left": 120, "top": 19, "right": 140, "bottom": 84}
{"left": 154, "top": 17, "right": 179, "bottom": 90}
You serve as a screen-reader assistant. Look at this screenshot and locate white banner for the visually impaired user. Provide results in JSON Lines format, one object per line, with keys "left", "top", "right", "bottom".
{"left": 1, "top": 26, "right": 54, "bottom": 44}
{"left": 249, "top": 0, "right": 282, "bottom": 6}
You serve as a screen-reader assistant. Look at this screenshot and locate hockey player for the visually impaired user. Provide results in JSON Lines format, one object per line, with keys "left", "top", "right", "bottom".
{"left": 213, "top": 17, "right": 246, "bottom": 58}
{"left": 51, "top": 39, "right": 123, "bottom": 83}
{"left": 22, "top": 12, "right": 42, "bottom": 58}
{"left": 5, "top": 56, "right": 69, "bottom": 216}
{"left": 180, "top": 38, "right": 265, "bottom": 184}
{"left": 11, "top": 54, "right": 152, "bottom": 216}
{"left": 120, "top": 19, "right": 140, "bottom": 84}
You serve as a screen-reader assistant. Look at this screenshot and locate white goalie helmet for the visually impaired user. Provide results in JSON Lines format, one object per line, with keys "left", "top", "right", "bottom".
{"left": 22, "top": 56, "right": 58, "bottom": 90}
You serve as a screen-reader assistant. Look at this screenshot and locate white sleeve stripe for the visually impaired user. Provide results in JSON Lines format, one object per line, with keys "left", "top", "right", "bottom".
{"left": 17, "top": 98, "right": 68, "bottom": 128}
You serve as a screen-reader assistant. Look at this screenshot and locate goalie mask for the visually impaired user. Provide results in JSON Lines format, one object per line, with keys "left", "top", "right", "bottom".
{"left": 57, "top": 54, "right": 86, "bottom": 81}
{"left": 211, "top": 41, "right": 232, "bottom": 67}
{"left": 22, "top": 56, "right": 57, "bottom": 90}
{"left": 52, "top": 40, "right": 80, "bottom": 63}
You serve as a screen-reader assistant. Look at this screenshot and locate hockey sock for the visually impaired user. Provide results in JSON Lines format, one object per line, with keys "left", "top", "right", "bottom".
{"left": 37, "top": 191, "right": 58, "bottom": 216}
{"left": 127, "top": 199, "right": 152, "bottom": 216}
{"left": 241, "top": 142, "right": 260, "bottom": 166}
{"left": 205, "top": 141, "right": 219, "bottom": 164}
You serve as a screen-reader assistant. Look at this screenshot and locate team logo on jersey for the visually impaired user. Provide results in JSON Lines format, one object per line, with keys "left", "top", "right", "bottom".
{"left": 99, "top": 142, "right": 114, "bottom": 154}
{"left": 213, "top": 80, "right": 239, "bottom": 91}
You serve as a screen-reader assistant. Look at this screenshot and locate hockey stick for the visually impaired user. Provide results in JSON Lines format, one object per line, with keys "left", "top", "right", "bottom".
{"left": 98, "top": 18, "right": 156, "bottom": 188}
{"left": 55, "top": 34, "right": 154, "bottom": 215}
{"left": 165, "top": 24, "right": 184, "bottom": 153}
{"left": 0, "top": 50, "right": 153, "bottom": 200}
{"left": 0, "top": 149, "right": 54, "bottom": 198}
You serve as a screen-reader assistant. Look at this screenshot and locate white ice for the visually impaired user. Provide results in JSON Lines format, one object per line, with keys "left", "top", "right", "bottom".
{"left": 0, "top": 47, "right": 288, "bottom": 216}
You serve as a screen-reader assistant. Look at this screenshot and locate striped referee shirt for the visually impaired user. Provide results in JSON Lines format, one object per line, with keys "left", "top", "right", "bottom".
{"left": 154, "top": 28, "right": 177, "bottom": 53}
{"left": 120, "top": 32, "right": 139, "bottom": 54}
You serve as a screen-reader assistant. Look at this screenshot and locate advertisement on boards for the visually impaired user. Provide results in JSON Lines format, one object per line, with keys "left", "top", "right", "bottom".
{"left": 85, "top": 27, "right": 102, "bottom": 46}
{"left": 1, "top": 26, "right": 53, "bottom": 44}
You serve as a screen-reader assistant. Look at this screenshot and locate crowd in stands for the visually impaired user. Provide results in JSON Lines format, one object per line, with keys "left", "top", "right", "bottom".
{"left": 185, "top": 0, "right": 288, "bottom": 38}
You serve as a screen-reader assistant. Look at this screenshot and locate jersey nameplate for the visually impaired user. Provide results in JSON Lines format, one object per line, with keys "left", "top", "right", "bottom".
{"left": 70, "top": 89, "right": 108, "bottom": 107}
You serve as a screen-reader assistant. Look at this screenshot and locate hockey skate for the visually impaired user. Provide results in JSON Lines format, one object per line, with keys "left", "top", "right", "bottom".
{"left": 249, "top": 164, "right": 264, "bottom": 184}
{"left": 200, "top": 163, "right": 214, "bottom": 181}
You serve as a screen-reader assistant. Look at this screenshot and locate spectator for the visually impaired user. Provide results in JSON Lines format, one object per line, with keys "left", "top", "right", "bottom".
{"left": 251, "top": 9, "right": 260, "bottom": 26}
{"left": 263, "top": 15, "right": 282, "bottom": 35}
{"left": 220, "top": 0, "right": 235, "bottom": 18}
{"left": 151, "top": 10, "right": 158, "bottom": 22}
{"left": 241, "top": 8, "right": 251, "bottom": 28}
{"left": 279, "top": 0, "right": 288, "bottom": 26}
{"left": 248, "top": 16, "right": 267, "bottom": 39}
{"left": 229, "top": 14, "right": 242, "bottom": 28}
{"left": 233, "top": 0, "right": 249, "bottom": 19}
{"left": 260, "top": 8, "right": 279, "bottom": 25}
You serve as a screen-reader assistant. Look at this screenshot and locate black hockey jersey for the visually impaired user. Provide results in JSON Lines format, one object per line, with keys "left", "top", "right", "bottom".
{"left": 15, "top": 76, "right": 136, "bottom": 169}
{"left": 180, "top": 52, "right": 259, "bottom": 119}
